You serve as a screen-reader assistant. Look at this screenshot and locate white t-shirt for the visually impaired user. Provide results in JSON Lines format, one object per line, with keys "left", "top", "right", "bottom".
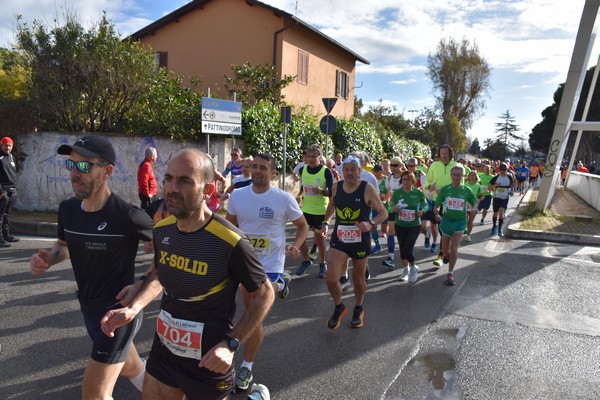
{"left": 386, "top": 174, "right": 402, "bottom": 193}
{"left": 359, "top": 170, "right": 379, "bottom": 194}
{"left": 227, "top": 185, "right": 303, "bottom": 273}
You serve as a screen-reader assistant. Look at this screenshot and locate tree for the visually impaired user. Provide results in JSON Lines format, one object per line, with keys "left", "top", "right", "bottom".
{"left": 16, "top": 12, "right": 158, "bottom": 132}
{"left": 0, "top": 47, "right": 36, "bottom": 133}
{"left": 224, "top": 63, "right": 295, "bottom": 107}
{"left": 494, "top": 110, "right": 521, "bottom": 159}
{"left": 427, "top": 37, "right": 491, "bottom": 147}
{"left": 468, "top": 137, "right": 481, "bottom": 155}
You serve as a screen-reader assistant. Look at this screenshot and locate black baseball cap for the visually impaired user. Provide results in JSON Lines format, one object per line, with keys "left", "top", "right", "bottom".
{"left": 499, "top": 163, "right": 508, "bottom": 171}
{"left": 373, "top": 164, "right": 383, "bottom": 172}
{"left": 57, "top": 135, "right": 116, "bottom": 165}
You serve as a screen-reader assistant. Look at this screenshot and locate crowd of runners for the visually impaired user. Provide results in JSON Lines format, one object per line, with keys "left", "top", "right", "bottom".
{"left": 29, "top": 137, "right": 544, "bottom": 400}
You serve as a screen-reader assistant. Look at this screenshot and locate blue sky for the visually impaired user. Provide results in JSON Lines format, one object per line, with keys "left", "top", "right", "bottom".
{"left": 1, "top": 0, "right": 599, "bottom": 146}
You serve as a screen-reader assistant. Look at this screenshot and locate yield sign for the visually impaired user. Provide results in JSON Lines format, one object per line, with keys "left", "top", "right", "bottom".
{"left": 322, "top": 98, "right": 337, "bottom": 114}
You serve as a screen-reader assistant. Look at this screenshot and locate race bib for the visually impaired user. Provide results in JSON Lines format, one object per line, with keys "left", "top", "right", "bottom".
{"left": 247, "top": 234, "right": 271, "bottom": 256}
{"left": 496, "top": 188, "right": 507, "bottom": 193}
{"left": 337, "top": 225, "right": 361, "bottom": 243}
{"left": 304, "top": 185, "right": 319, "bottom": 196}
{"left": 398, "top": 209, "right": 416, "bottom": 222}
{"left": 157, "top": 309, "right": 203, "bottom": 360}
{"left": 446, "top": 197, "right": 465, "bottom": 211}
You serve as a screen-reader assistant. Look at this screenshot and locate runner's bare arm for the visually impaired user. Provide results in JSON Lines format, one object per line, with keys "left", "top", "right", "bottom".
{"left": 199, "top": 279, "right": 275, "bottom": 374}
{"left": 30, "top": 239, "right": 69, "bottom": 276}
{"left": 100, "top": 263, "right": 162, "bottom": 337}
{"left": 320, "top": 182, "right": 338, "bottom": 237}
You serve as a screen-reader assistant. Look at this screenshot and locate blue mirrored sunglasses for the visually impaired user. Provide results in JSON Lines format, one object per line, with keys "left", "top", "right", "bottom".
{"left": 65, "top": 159, "right": 110, "bottom": 173}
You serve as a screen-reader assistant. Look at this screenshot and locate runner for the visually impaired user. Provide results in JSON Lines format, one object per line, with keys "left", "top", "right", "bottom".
{"left": 477, "top": 164, "right": 494, "bottom": 225}
{"left": 101, "top": 149, "right": 274, "bottom": 399}
{"left": 226, "top": 153, "right": 308, "bottom": 391}
{"left": 387, "top": 170, "right": 427, "bottom": 284}
{"left": 464, "top": 171, "right": 484, "bottom": 242}
{"left": 381, "top": 156, "right": 404, "bottom": 269}
{"left": 295, "top": 144, "right": 334, "bottom": 278}
{"left": 321, "top": 156, "right": 388, "bottom": 329}
{"left": 30, "top": 135, "right": 153, "bottom": 399}
{"left": 433, "top": 165, "right": 477, "bottom": 286}
{"left": 489, "top": 163, "right": 515, "bottom": 237}
{"left": 516, "top": 161, "right": 530, "bottom": 195}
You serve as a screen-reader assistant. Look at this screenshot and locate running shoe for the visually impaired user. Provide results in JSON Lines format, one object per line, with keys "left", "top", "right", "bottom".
{"left": 327, "top": 303, "right": 348, "bottom": 330}
{"left": 443, "top": 257, "right": 449, "bottom": 264}
{"left": 380, "top": 230, "right": 387, "bottom": 238}
{"left": 308, "top": 250, "right": 318, "bottom": 262}
{"left": 339, "top": 275, "right": 350, "bottom": 290}
{"left": 371, "top": 243, "right": 382, "bottom": 253}
{"left": 430, "top": 243, "right": 438, "bottom": 253}
{"left": 465, "top": 234, "right": 472, "bottom": 242}
{"left": 235, "top": 366, "right": 254, "bottom": 391}
{"left": 498, "top": 229, "right": 504, "bottom": 237}
{"left": 318, "top": 263, "right": 327, "bottom": 278}
{"left": 350, "top": 305, "right": 364, "bottom": 328}
{"left": 480, "top": 218, "right": 485, "bottom": 225}
{"left": 278, "top": 273, "right": 291, "bottom": 299}
{"left": 398, "top": 267, "right": 409, "bottom": 282}
{"left": 295, "top": 260, "right": 312, "bottom": 276}
{"left": 424, "top": 232, "right": 431, "bottom": 248}
{"left": 433, "top": 256, "right": 443, "bottom": 268}
{"left": 247, "top": 383, "right": 270, "bottom": 400}
{"left": 365, "top": 268, "right": 371, "bottom": 281}
{"left": 408, "top": 265, "right": 419, "bottom": 284}
{"left": 491, "top": 226, "right": 497, "bottom": 235}
{"left": 445, "top": 273, "right": 456, "bottom": 286}
{"left": 382, "top": 257, "right": 395, "bottom": 269}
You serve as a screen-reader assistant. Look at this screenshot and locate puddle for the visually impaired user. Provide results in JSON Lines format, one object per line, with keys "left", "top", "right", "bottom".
{"left": 404, "top": 326, "right": 467, "bottom": 399}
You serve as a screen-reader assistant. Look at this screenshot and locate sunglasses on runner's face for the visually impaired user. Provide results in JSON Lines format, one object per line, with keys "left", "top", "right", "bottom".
{"left": 390, "top": 164, "right": 400, "bottom": 167}
{"left": 65, "top": 159, "right": 110, "bottom": 173}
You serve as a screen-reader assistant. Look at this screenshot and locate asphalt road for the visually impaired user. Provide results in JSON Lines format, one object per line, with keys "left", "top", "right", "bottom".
{"left": 1, "top": 199, "right": 599, "bottom": 399}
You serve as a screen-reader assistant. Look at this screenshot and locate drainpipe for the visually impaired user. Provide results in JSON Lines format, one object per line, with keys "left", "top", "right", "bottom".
{"left": 273, "top": 20, "right": 297, "bottom": 67}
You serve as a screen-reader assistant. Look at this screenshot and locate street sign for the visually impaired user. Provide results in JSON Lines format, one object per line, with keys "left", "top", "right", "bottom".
{"left": 202, "top": 97, "right": 242, "bottom": 134}
{"left": 320, "top": 115, "right": 337, "bottom": 135}
{"left": 202, "top": 121, "right": 242, "bottom": 135}
{"left": 322, "top": 98, "right": 337, "bottom": 114}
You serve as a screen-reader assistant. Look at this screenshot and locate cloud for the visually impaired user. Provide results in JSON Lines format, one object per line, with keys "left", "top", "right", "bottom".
{"left": 390, "top": 78, "right": 417, "bottom": 85}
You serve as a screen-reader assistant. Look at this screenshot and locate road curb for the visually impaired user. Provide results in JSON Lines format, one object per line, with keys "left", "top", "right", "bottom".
{"left": 12, "top": 220, "right": 57, "bottom": 238}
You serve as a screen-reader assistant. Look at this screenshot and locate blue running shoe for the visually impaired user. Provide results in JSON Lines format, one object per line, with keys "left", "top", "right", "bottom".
{"left": 371, "top": 244, "right": 382, "bottom": 253}
{"left": 491, "top": 226, "right": 497, "bottom": 235}
{"left": 424, "top": 232, "right": 431, "bottom": 248}
{"left": 430, "top": 243, "right": 438, "bottom": 253}
{"left": 382, "top": 257, "right": 395, "bottom": 269}
{"left": 295, "top": 260, "right": 312, "bottom": 276}
{"left": 498, "top": 229, "right": 504, "bottom": 237}
{"left": 318, "top": 263, "right": 327, "bottom": 278}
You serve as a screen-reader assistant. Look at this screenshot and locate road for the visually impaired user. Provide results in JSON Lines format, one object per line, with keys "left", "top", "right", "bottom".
{"left": 1, "top": 199, "right": 599, "bottom": 399}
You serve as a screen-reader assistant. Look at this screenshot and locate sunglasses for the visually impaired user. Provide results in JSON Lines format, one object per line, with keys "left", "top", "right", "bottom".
{"left": 231, "top": 153, "right": 239, "bottom": 156}
{"left": 65, "top": 159, "right": 110, "bottom": 173}
{"left": 407, "top": 164, "right": 416, "bottom": 167}
{"left": 390, "top": 164, "right": 400, "bottom": 167}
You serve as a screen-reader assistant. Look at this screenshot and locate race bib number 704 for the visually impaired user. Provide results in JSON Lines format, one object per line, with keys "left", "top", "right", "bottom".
{"left": 157, "top": 309, "right": 204, "bottom": 360}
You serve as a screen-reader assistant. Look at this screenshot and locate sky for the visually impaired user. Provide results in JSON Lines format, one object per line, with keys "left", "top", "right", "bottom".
{"left": 1, "top": 0, "right": 599, "bottom": 146}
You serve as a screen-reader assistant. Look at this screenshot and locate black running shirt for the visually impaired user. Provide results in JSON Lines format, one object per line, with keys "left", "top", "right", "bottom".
{"left": 153, "top": 213, "right": 267, "bottom": 350}
{"left": 58, "top": 194, "right": 154, "bottom": 311}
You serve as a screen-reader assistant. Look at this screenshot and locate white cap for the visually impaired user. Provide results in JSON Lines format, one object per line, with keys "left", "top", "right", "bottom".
{"left": 342, "top": 156, "right": 362, "bottom": 170}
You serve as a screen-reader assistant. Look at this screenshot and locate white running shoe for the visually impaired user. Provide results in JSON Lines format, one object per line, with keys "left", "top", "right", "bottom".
{"left": 247, "top": 383, "right": 270, "bottom": 400}
{"left": 408, "top": 265, "right": 419, "bottom": 284}
{"left": 398, "top": 267, "right": 409, "bottom": 282}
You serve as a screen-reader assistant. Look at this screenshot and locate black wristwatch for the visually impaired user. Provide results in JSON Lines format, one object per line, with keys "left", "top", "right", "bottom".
{"left": 369, "top": 219, "right": 376, "bottom": 226}
{"left": 223, "top": 335, "right": 240, "bottom": 351}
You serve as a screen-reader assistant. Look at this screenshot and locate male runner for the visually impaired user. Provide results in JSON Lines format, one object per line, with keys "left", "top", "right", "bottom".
{"left": 101, "top": 149, "right": 274, "bottom": 399}
{"left": 226, "top": 153, "right": 308, "bottom": 391}
{"left": 295, "top": 144, "right": 334, "bottom": 278}
{"left": 321, "top": 156, "right": 388, "bottom": 329}
{"left": 30, "top": 135, "right": 153, "bottom": 399}
{"left": 489, "top": 163, "right": 515, "bottom": 237}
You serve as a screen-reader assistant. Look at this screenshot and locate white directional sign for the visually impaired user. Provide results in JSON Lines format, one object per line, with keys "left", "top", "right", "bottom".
{"left": 202, "top": 97, "right": 242, "bottom": 135}
{"left": 202, "top": 121, "right": 242, "bottom": 135}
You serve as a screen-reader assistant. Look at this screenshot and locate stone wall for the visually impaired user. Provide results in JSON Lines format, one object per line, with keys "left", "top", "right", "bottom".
{"left": 14, "top": 132, "right": 239, "bottom": 211}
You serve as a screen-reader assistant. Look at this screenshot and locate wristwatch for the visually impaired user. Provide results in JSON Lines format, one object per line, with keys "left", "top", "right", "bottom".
{"left": 369, "top": 219, "right": 376, "bottom": 226}
{"left": 223, "top": 335, "right": 240, "bottom": 351}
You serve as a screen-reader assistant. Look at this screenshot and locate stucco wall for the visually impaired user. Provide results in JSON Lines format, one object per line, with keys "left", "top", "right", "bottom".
{"left": 14, "top": 132, "right": 238, "bottom": 211}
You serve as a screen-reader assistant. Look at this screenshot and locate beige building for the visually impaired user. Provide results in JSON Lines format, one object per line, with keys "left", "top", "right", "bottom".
{"left": 130, "top": 0, "right": 369, "bottom": 118}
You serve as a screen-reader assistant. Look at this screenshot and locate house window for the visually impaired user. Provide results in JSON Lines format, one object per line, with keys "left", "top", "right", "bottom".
{"left": 297, "top": 50, "right": 308, "bottom": 85}
{"left": 336, "top": 70, "right": 349, "bottom": 99}
{"left": 155, "top": 51, "right": 168, "bottom": 69}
